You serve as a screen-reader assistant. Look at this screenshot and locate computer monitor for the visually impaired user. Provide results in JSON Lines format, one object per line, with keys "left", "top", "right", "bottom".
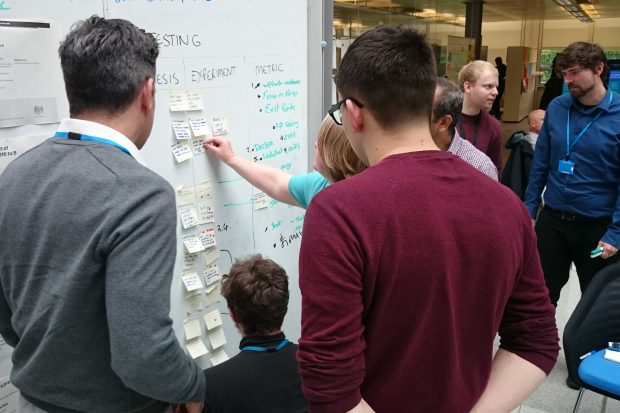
{"left": 607, "top": 59, "right": 620, "bottom": 94}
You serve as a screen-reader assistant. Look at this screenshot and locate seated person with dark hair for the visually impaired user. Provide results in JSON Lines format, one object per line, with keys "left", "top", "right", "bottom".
{"left": 202, "top": 255, "right": 307, "bottom": 413}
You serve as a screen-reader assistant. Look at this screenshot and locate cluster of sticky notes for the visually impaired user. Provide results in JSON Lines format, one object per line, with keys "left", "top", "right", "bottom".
{"left": 168, "top": 90, "right": 230, "bottom": 163}
{"left": 184, "top": 309, "right": 228, "bottom": 361}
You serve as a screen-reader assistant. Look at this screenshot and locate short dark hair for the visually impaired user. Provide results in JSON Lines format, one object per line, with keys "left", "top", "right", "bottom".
{"left": 555, "top": 41, "right": 608, "bottom": 79}
{"left": 335, "top": 25, "right": 436, "bottom": 130}
{"left": 433, "top": 77, "right": 463, "bottom": 136}
{"left": 59, "top": 16, "right": 159, "bottom": 116}
{"left": 221, "top": 254, "right": 289, "bottom": 336}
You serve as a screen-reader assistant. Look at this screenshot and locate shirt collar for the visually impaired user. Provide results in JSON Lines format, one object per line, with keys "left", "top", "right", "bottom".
{"left": 571, "top": 89, "right": 613, "bottom": 114}
{"left": 56, "top": 118, "right": 148, "bottom": 167}
{"left": 448, "top": 130, "right": 464, "bottom": 153}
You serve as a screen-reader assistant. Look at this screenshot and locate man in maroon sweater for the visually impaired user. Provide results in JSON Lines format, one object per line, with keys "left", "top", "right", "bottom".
{"left": 297, "top": 26, "right": 559, "bottom": 413}
{"left": 457, "top": 60, "right": 504, "bottom": 177}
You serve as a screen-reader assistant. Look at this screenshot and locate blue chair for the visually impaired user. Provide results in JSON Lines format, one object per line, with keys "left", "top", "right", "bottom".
{"left": 563, "top": 261, "right": 620, "bottom": 412}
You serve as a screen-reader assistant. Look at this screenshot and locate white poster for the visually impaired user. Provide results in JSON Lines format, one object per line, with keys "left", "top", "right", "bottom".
{"left": 0, "top": 20, "right": 68, "bottom": 128}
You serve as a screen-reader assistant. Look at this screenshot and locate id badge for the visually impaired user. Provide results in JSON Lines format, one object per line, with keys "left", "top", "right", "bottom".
{"left": 558, "top": 159, "right": 575, "bottom": 175}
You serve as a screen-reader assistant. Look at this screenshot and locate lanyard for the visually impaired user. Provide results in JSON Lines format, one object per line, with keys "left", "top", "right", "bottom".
{"left": 458, "top": 116, "right": 480, "bottom": 146}
{"left": 241, "top": 339, "right": 288, "bottom": 353}
{"left": 565, "top": 92, "right": 612, "bottom": 159}
{"left": 54, "top": 131, "right": 131, "bottom": 155}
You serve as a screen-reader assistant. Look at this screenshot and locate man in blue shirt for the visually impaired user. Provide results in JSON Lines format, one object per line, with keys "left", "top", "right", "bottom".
{"left": 524, "top": 42, "right": 620, "bottom": 310}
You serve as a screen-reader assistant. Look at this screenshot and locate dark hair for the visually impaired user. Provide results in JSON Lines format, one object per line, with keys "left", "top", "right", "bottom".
{"left": 221, "top": 254, "right": 289, "bottom": 336}
{"left": 555, "top": 42, "right": 608, "bottom": 80}
{"left": 433, "top": 77, "right": 463, "bottom": 136}
{"left": 59, "top": 16, "right": 159, "bottom": 116}
{"left": 495, "top": 57, "right": 503, "bottom": 65}
{"left": 335, "top": 25, "right": 436, "bottom": 130}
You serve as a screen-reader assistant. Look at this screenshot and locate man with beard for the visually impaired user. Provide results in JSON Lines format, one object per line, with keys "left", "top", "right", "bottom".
{"left": 524, "top": 42, "right": 620, "bottom": 353}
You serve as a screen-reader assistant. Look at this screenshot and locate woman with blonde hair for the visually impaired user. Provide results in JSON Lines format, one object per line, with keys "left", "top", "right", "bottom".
{"left": 203, "top": 115, "right": 364, "bottom": 208}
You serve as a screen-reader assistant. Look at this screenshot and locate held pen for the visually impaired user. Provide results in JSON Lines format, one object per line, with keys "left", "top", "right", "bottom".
{"left": 590, "top": 248, "right": 603, "bottom": 258}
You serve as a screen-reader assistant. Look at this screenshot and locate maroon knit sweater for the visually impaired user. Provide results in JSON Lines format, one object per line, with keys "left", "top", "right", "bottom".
{"left": 298, "top": 151, "right": 559, "bottom": 413}
{"left": 459, "top": 111, "right": 503, "bottom": 178}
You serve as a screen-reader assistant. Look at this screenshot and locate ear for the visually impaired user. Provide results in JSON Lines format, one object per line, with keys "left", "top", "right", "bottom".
{"left": 140, "top": 77, "right": 155, "bottom": 113}
{"left": 594, "top": 61, "right": 604, "bottom": 77}
{"left": 463, "top": 81, "right": 472, "bottom": 94}
{"left": 437, "top": 114, "right": 452, "bottom": 132}
{"left": 345, "top": 98, "right": 364, "bottom": 133}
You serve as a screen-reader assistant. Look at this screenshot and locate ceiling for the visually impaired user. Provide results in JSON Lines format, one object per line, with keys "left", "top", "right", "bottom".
{"left": 334, "top": 0, "right": 620, "bottom": 24}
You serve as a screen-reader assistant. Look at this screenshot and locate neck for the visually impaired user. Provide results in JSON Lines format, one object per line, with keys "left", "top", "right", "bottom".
{"left": 74, "top": 108, "right": 145, "bottom": 148}
{"left": 241, "top": 329, "right": 282, "bottom": 338}
{"left": 433, "top": 131, "right": 453, "bottom": 151}
{"left": 462, "top": 99, "right": 482, "bottom": 116}
{"left": 364, "top": 122, "right": 439, "bottom": 166}
{"left": 578, "top": 82, "right": 607, "bottom": 106}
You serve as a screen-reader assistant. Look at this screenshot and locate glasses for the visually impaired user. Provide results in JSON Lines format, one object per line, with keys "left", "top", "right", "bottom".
{"left": 559, "top": 67, "right": 588, "bottom": 79}
{"left": 328, "top": 97, "right": 364, "bottom": 125}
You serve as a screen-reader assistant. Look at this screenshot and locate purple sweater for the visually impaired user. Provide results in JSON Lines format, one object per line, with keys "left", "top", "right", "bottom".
{"left": 298, "top": 151, "right": 558, "bottom": 413}
{"left": 459, "top": 111, "right": 503, "bottom": 177}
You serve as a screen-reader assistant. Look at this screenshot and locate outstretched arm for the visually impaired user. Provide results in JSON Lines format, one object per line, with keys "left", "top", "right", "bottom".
{"left": 204, "top": 136, "right": 299, "bottom": 207}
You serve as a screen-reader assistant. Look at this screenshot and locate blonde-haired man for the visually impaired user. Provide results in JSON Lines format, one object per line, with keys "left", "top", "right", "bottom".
{"left": 458, "top": 60, "right": 504, "bottom": 177}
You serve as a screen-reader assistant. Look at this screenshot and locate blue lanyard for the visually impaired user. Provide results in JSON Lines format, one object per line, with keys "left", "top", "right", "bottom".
{"left": 565, "top": 92, "right": 612, "bottom": 159}
{"left": 54, "top": 131, "right": 131, "bottom": 155}
{"left": 241, "top": 339, "right": 288, "bottom": 352}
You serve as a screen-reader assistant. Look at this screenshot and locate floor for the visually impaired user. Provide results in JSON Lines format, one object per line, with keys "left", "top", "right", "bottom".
{"left": 499, "top": 116, "right": 619, "bottom": 412}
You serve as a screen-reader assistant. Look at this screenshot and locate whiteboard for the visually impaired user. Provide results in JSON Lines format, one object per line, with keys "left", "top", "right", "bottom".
{"left": 0, "top": 0, "right": 314, "bottom": 371}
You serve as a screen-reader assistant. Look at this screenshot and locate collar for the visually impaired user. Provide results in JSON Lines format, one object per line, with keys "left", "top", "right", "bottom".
{"left": 448, "top": 130, "right": 464, "bottom": 153}
{"left": 239, "top": 332, "right": 286, "bottom": 350}
{"left": 56, "top": 118, "right": 147, "bottom": 167}
{"left": 571, "top": 89, "right": 613, "bottom": 114}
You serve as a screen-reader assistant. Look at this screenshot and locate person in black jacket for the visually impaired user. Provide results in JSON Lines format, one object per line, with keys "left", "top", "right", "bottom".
{"left": 539, "top": 54, "right": 564, "bottom": 110}
{"left": 202, "top": 255, "right": 307, "bottom": 413}
{"left": 491, "top": 57, "right": 507, "bottom": 119}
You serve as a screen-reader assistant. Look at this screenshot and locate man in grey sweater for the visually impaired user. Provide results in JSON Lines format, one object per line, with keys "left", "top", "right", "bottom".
{"left": 0, "top": 16, "right": 205, "bottom": 413}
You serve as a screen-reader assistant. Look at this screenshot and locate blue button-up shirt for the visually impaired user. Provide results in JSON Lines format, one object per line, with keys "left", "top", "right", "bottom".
{"left": 524, "top": 90, "right": 620, "bottom": 247}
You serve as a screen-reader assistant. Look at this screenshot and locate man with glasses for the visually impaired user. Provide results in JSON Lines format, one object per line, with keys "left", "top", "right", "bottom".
{"left": 524, "top": 42, "right": 620, "bottom": 388}
{"left": 298, "top": 25, "right": 558, "bottom": 413}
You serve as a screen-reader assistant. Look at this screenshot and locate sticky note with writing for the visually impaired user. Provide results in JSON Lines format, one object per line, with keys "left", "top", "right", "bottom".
{"left": 172, "top": 120, "right": 192, "bottom": 140}
{"left": 181, "top": 272, "right": 203, "bottom": 292}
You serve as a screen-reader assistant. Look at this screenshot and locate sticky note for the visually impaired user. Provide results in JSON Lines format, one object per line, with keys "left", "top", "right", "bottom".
{"left": 208, "top": 327, "right": 227, "bottom": 350}
{"left": 184, "top": 319, "right": 202, "bottom": 340}
{"left": 203, "top": 246, "right": 220, "bottom": 265}
{"left": 199, "top": 227, "right": 216, "bottom": 249}
{"left": 253, "top": 192, "right": 269, "bottom": 210}
{"left": 209, "top": 349, "right": 229, "bottom": 366}
{"left": 195, "top": 181, "right": 213, "bottom": 200}
{"left": 205, "top": 284, "right": 221, "bottom": 306}
{"left": 168, "top": 90, "right": 188, "bottom": 111}
{"left": 192, "top": 138, "right": 206, "bottom": 156}
{"left": 204, "top": 309, "right": 223, "bottom": 331}
{"left": 186, "top": 90, "right": 204, "bottom": 111}
{"left": 212, "top": 115, "right": 229, "bottom": 136}
{"left": 171, "top": 142, "right": 193, "bottom": 163}
{"left": 182, "top": 250, "right": 199, "bottom": 270}
{"left": 203, "top": 264, "right": 221, "bottom": 286}
{"left": 197, "top": 202, "right": 215, "bottom": 224}
{"left": 172, "top": 120, "right": 192, "bottom": 140}
{"left": 186, "top": 338, "right": 209, "bottom": 359}
{"left": 176, "top": 185, "right": 195, "bottom": 207}
{"left": 181, "top": 272, "right": 203, "bottom": 292}
{"left": 183, "top": 235, "right": 206, "bottom": 253}
{"left": 179, "top": 207, "right": 199, "bottom": 230}
{"left": 189, "top": 117, "right": 212, "bottom": 138}
{"left": 186, "top": 292, "right": 203, "bottom": 314}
